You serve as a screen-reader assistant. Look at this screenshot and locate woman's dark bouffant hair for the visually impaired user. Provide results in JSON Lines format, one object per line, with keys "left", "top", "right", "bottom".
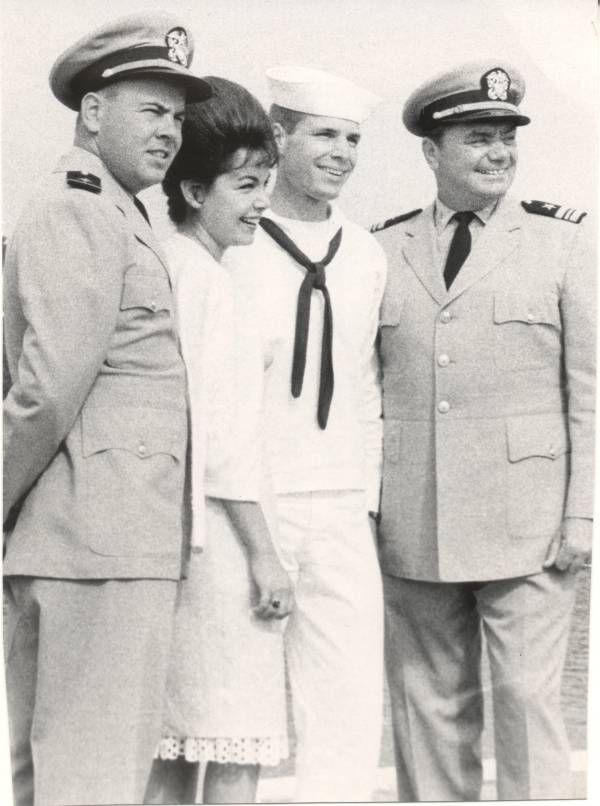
{"left": 163, "top": 76, "right": 278, "bottom": 225}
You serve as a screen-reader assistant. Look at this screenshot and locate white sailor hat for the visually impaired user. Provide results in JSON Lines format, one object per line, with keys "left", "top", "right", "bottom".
{"left": 50, "top": 12, "right": 212, "bottom": 110}
{"left": 403, "top": 59, "right": 530, "bottom": 136}
{"left": 266, "top": 65, "right": 381, "bottom": 124}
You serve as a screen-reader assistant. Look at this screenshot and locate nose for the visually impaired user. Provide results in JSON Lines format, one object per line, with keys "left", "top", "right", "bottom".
{"left": 157, "top": 114, "right": 179, "bottom": 141}
{"left": 331, "top": 136, "right": 351, "bottom": 160}
{"left": 253, "top": 186, "right": 270, "bottom": 211}
{"left": 488, "top": 139, "right": 510, "bottom": 161}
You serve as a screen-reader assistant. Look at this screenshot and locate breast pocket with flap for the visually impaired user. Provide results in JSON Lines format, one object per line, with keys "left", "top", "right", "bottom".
{"left": 493, "top": 291, "right": 561, "bottom": 371}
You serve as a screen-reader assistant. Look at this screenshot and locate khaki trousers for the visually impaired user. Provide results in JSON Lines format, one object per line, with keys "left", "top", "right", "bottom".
{"left": 4, "top": 576, "right": 177, "bottom": 806}
{"left": 384, "top": 568, "right": 577, "bottom": 801}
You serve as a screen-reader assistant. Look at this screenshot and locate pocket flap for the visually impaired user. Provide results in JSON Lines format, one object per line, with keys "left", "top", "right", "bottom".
{"left": 494, "top": 292, "right": 560, "bottom": 328}
{"left": 506, "top": 414, "right": 570, "bottom": 462}
{"left": 120, "top": 276, "right": 172, "bottom": 313}
{"left": 82, "top": 407, "right": 185, "bottom": 460}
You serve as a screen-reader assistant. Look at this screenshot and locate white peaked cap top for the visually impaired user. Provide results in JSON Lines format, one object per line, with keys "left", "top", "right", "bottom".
{"left": 266, "top": 65, "right": 381, "bottom": 124}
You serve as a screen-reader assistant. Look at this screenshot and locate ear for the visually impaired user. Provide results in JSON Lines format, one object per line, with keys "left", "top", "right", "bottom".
{"left": 272, "top": 122, "right": 287, "bottom": 155}
{"left": 79, "top": 92, "right": 103, "bottom": 135}
{"left": 180, "top": 179, "right": 206, "bottom": 210}
{"left": 422, "top": 137, "right": 439, "bottom": 172}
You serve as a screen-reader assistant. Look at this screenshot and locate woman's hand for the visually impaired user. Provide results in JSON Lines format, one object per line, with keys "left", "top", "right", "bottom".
{"left": 220, "top": 498, "right": 294, "bottom": 619}
{"left": 249, "top": 549, "right": 294, "bottom": 620}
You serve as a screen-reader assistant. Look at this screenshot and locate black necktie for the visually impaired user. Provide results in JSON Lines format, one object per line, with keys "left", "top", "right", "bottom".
{"left": 134, "top": 196, "right": 151, "bottom": 227}
{"left": 443, "top": 211, "right": 475, "bottom": 289}
{"left": 259, "top": 217, "right": 342, "bottom": 429}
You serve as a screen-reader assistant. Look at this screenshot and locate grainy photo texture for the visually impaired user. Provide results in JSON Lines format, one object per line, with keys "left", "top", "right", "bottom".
{"left": 1, "top": 1, "right": 597, "bottom": 805}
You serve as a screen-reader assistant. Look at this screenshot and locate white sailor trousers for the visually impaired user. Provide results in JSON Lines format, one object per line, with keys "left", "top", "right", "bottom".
{"left": 275, "top": 490, "right": 384, "bottom": 802}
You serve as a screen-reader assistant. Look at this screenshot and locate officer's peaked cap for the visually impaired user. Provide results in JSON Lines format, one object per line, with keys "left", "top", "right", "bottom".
{"left": 50, "top": 12, "right": 212, "bottom": 110}
{"left": 403, "top": 59, "right": 530, "bottom": 136}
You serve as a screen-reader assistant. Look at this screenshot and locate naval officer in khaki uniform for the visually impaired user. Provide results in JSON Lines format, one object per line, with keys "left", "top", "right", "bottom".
{"left": 374, "top": 60, "right": 594, "bottom": 801}
{"left": 3, "top": 13, "right": 210, "bottom": 806}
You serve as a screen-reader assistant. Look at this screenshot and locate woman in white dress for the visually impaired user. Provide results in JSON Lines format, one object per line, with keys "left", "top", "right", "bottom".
{"left": 145, "top": 77, "right": 292, "bottom": 805}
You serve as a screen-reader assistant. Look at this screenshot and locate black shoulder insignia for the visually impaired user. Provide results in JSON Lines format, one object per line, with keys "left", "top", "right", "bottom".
{"left": 370, "top": 208, "right": 422, "bottom": 233}
{"left": 521, "top": 200, "right": 586, "bottom": 224}
{"left": 66, "top": 171, "right": 102, "bottom": 194}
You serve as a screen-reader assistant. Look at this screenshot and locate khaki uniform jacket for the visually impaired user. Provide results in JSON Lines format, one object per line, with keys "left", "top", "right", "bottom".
{"left": 376, "top": 196, "right": 595, "bottom": 582}
{"left": 3, "top": 148, "right": 187, "bottom": 580}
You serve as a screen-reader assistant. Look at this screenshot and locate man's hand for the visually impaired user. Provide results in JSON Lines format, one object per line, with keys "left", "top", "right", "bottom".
{"left": 543, "top": 517, "right": 593, "bottom": 573}
{"left": 249, "top": 549, "right": 294, "bottom": 620}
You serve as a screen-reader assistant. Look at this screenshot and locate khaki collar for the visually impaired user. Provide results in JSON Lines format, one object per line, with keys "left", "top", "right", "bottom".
{"left": 434, "top": 196, "right": 498, "bottom": 233}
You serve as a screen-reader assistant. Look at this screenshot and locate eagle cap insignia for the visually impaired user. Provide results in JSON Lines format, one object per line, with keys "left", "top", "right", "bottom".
{"left": 482, "top": 68, "right": 511, "bottom": 101}
{"left": 165, "top": 27, "right": 189, "bottom": 67}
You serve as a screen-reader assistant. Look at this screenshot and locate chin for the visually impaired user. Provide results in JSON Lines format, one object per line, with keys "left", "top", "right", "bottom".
{"left": 471, "top": 184, "right": 509, "bottom": 204}
{"left": 475, "top": 176, "right": 513, "bottom": 194}
{"left": 139, "top": 171, "right": 166, "bottom": 191}
{"left": 233, "top": 233, "right": 254, "bottom": 247}
{"left": 314, "top": 186, "right": 343, "bottom": 202}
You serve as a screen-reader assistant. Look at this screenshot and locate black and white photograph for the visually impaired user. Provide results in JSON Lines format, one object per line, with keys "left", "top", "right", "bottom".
{"left": 1, "top": 1, "right": 597, "bottom": 804}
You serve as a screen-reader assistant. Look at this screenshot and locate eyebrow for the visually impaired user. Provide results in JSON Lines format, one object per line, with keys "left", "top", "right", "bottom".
{"left": 466, "top": 126, "right": 516, "bottom": 137}
{"left": 311, "top": 126, "right": 361, "bottom": 140}
{"left": 139, "top": 101, "right": 184, "bottom": 114}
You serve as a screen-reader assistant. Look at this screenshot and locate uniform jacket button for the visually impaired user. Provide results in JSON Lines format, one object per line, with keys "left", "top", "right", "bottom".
{"left": 440, "top": 310, "right": 452, "bottom": 323}
{"left": 437, "top": 353, "right": 450, "bottom": 367}
{"left": 438, "top": 400, "right": 450, "bottom": 414}
{"left": 138, "top": 444, "right": 147, "bottom": 456}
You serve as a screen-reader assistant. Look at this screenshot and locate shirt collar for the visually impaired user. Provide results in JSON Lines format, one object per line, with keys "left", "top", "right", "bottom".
{"left": 434, "top": 196, "right": 499, "bottom": 233}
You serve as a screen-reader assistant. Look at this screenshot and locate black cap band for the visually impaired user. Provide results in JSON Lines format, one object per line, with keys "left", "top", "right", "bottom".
{"left": 419, "top": 88, "right": 521, "bottom": 132}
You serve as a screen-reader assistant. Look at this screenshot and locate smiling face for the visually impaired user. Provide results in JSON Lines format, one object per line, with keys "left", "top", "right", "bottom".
{"left": 92, "top": 78, "right": 186, "bottom": 195}
{"left": 423, "top": 121, "right": 518, "bottom": 210}
{"left": 192, "top": 148, "right": 271, "bottom": 258}
{"left": 274, "top": 113, "right": 361, "bottom": 219}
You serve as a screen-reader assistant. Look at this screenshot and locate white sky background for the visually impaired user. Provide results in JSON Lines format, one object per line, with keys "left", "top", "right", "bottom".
{"left": 1, "top": 0, "right": 598, "bottom": 238}
{"left": 0, "top": 0, "right": 599, "bottom": 804}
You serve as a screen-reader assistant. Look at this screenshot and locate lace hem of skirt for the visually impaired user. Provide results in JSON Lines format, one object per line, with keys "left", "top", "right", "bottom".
{"left": 156, "top": 735, "right": 289, "bottom": 766}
